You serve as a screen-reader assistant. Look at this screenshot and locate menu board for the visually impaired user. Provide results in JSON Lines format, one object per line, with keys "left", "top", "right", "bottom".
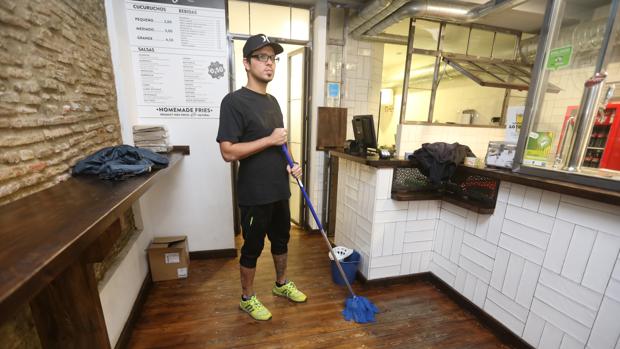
{"left": 125, "top": 0, "right": 227, "bottom": 119}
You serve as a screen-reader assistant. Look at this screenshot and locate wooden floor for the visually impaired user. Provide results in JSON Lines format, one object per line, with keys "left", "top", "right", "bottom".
{"left": 127, "top": 227, "right": 511, "bottom": 349}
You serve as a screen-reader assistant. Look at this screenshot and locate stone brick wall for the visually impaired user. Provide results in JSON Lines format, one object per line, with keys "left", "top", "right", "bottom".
{"left": 1, "top": 1, "right": 132, "bottom": 347}
{"left": 0, "top": 0, "right": 122, "bottom": 205}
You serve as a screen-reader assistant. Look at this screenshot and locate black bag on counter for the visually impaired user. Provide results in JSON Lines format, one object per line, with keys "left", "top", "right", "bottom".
{"left": 408, "top": 142, "right": 475, "bottom": 185}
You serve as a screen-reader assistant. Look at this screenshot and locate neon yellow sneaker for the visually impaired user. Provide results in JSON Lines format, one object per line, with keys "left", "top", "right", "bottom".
{"left": 239, "top": 295, "right": 272, "bottom": 321}
{"left": 272, "top": 281, "right": 307, "bottom": 303}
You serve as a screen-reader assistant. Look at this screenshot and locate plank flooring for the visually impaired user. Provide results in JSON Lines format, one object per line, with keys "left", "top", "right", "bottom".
{"left": 127, "top": 227, "right": 512, "bottom": 349}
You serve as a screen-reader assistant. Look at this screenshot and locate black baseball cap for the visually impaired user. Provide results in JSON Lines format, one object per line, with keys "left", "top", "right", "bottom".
{"left": 242, "top": 34, "right": 283, "bottom": 58}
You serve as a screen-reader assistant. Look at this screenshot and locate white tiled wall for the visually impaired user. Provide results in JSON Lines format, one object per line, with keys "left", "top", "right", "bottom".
{"left": 334, "top": 160, "right": 437, "bottom": 279}
{"left": 396, "top": 123, "right": 506, "bottom": 159}
{"left": 334, "top": 157, "right": 620, "bottom": 349}
{"left": 430, "top": 182, "right": 620, "bottom": 348}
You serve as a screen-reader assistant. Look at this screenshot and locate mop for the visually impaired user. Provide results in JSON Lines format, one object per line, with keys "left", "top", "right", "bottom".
{"left": 282, "top": 145, "right": 379, "bottom": 323}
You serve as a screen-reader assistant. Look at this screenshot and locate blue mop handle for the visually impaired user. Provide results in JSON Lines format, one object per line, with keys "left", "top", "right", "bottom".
{"left": 281, "top": 145, "right": 323, "bottom": 232}
{"left": 281, "top": 144, "right": 357, "bottom": 298}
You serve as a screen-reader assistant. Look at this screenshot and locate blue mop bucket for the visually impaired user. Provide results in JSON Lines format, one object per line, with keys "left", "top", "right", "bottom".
{"left": 331, "top": 250, "right": 360, "bottom": 286}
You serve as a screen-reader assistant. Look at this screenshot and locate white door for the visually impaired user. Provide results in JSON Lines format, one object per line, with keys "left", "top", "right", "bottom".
{"left": 287, "top": 47, "right": 308, "bottom": 225}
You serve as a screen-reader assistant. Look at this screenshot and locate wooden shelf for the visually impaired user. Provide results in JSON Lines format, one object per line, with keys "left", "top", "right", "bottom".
{"left": 0, "top": 147, "right": 187, "bottom": 333}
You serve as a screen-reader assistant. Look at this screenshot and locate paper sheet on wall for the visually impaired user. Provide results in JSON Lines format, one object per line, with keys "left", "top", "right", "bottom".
{"left": 125, "top": 0, "right": 228, "bottom": 119}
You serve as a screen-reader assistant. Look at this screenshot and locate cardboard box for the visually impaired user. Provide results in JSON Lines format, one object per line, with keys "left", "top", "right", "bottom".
{"left": 147, "top": 236, "right": 189, "bottom": 282}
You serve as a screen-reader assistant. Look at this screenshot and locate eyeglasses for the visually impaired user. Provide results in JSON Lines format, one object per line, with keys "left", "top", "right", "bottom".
{"left": 251, "top": 54, "right": 280, "bottom": 63}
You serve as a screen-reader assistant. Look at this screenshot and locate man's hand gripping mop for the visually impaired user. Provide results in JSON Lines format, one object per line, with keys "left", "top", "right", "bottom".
{"left": 281, "top": 145, "right": 379, "bottom": 323}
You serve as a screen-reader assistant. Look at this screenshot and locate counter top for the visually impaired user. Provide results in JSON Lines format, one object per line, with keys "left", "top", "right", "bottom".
{"left": 330, "top": 150, "right": 620, "bottom": 206}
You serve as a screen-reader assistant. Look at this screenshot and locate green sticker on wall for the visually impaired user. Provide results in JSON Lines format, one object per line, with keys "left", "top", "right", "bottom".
{"left": 547, "top": 46, "right": 573, "bottom": 70}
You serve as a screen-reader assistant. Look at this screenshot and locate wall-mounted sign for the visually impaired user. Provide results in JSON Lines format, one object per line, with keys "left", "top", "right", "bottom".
{"left": 505, "top": 105, "right": 524, "bottom": 144}
{"left": 125, "top": 0, "right": 228, "bottom": 119}
{"left": 326, "top": 82, "right": 340, "bottom": 107}
{"left": 546, "top": 46, "right": 573, "bottom": 71}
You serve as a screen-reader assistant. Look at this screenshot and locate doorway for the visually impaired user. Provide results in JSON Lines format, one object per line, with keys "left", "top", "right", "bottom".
{"left": 287, "top": 47, "right": 309, "bottom": 225}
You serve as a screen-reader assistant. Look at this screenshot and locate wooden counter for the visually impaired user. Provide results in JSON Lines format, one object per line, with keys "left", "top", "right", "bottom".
{"left": 329, "top": 150, "right": 620, "bottom": 206}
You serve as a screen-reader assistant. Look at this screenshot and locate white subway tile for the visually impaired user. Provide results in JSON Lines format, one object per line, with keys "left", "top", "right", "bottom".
{"left": 539, "top": 191, "right": 561, "bottom": 217}
{"left": 561, "top": 194, "right": 619, "bottom": 216}
{"left": 544, "top": 220, "right": 575, "bottom": 274}
{"left": 587, "top": 297, "right": 620, "bottom": 349}
{"left": 371, "top": 223, "right": 384, "bottom": 257}
{"left": 465, "top": 211, "right": 478, "bottom": 233}
{"left": 440, "top": 208, "right": 466, "bottom": 228}
{"left": 539, "top": 268, "right": 602, "bottom": 311}
{"left": 430, "top": 260, "right": 456, "bottom": 285}
{"left": 491, "top": 248, "right": 511, "bottom": 290}
{"left": 473, "top": 279, "right": 488, "bottom": 308}
{"left": 403, "top": 240, "right": 433, "bottom": 253}
{"left": 407, "top": 201, "right": 419, "bottom": 220}
{"left": 464, "top": 272, "right": 477, "bottom": 300}
{"left": 434, "top": 253, "right": 459, "bottom": 276}
{"left": 523, "top": 312, "right": 546, "bottom": 347}
{"left": 442, "top": 201, "right": 469, "bottom": 217}
{"left": 410, "top": 252, "right": 422, "bottom": 273}
{"left": 369, "top": 265, "right": 401, "bottom": 279}
{"left": 484, "top": 297, "right": 526, "bottom": 335}
{"left": 375, "top": 169, "right": 393, "bottom": 199}
{"left": 375, "top": 210, "right": 408, "bottom": 223}
{"left": 487, "top": 202, "right": 507, "bottom": 245}
{"left": 450, "top": 228, "right": 464, "bottom": 263}
{"left": 505, "top": 205, "right": 556, "bottom": 233}
{"left": 613, "top": 258, "right": 620, "bottom": 280}
{"left": 502, "top": 219, "right": 551, "bottom": 250}
{"left": 393, "top": 221, "right": 406, "bottom": 255}
{"left": 503, "top": 254, "right": 526, "bottom": 299}
{"left": 535, "top": 283, "right": 597, "bottom": 327}
{"left": 463, "top": 232, "right": 497, "bottom": 257}
{"left": 561, "top": 226, "right": 597, "bottom": 283}
{"left": 405, "top": 219, "right": 436, "bottom": 232}
{"left": 539, "top": 322, "right": 564, "bottom": 349}
{"left": 557, "top": 202, "right": 620, "bottom": 237}
{"left": 371, "top": 254, "right": 402, "bottom": 268}
{"left": 382, "top": 223, "right": 395, "bottom": 256}
{"left": 428, "top": 201, "right": 440, "bottom": 219}
{"left": 531, "top": 298, "right": 590, "bottom": 343}
{"left": 461, "top": 244, "right": 494, "bottom": 271}
{"left": 400, "top": 253, "right": 412, "bottom": 275}
{"left": 508, "top": 184, "right": 527, "bottom": 207}
{"left": 434, "top": 220, "right": 445, "bottom": 253}
{"left": 497, "top": 182, "right": 511, "bottom": 203}
{"left": 418, "top": 201, "right": 434, "bottom": 220}
{"left": 441, "top": 223, "right": 455, "bottom": 258}
{"left": 460, "top": 254, "right": 492, "bottom": 283}
{"left": 421, "top": 251, "right": 432, "bottom": 271}
{"left": 606, "top": 278, "right": 620, "bottom": 303}
{"left": 560, "top": 334, "right": 585, "bottom": 349}
{"left": 455, "top": 268, "right": 467, "bottom": 293}
{"left": 475, "top": 214, "right": 491, "bottom": 239}
{"left": 523, "top": 187, "right": 543, "bottom": 212}
{"left": 377, "top": 199, "right": 408, "bottom": 211}
{"left": 516, "top": 260, "right": 541, "bottom": 308}
{"left": 499, "top": 234, "right": 546, "bottom": 265}
{"left": 582, "top": 232, "right": 620, "bottom": 294}
{"left": 404, "top": 229, "right": 434, "bottom": 243}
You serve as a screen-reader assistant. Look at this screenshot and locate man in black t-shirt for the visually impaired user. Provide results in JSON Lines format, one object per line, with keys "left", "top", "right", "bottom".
{"left": 216, "top": 34, "right": 307, "bottom": 321}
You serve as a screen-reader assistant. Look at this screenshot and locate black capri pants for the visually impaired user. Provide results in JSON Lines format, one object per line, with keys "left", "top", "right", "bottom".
{"left": 239, "top": 199, "right": 291, "bottom": 268}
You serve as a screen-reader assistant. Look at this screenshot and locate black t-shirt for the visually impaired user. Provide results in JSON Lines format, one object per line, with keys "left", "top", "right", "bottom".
{"left": 216, "top": 87, "right": 290, "bottom": 206}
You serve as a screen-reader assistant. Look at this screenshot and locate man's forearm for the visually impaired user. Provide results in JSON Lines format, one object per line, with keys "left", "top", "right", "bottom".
{"left": 220, "top": 137, "right": 272, "bottom": 162}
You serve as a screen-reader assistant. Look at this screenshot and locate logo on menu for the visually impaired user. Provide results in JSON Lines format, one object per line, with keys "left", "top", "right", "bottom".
{"left": 208, "top": 61, "right": 225, "bottom": 79}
